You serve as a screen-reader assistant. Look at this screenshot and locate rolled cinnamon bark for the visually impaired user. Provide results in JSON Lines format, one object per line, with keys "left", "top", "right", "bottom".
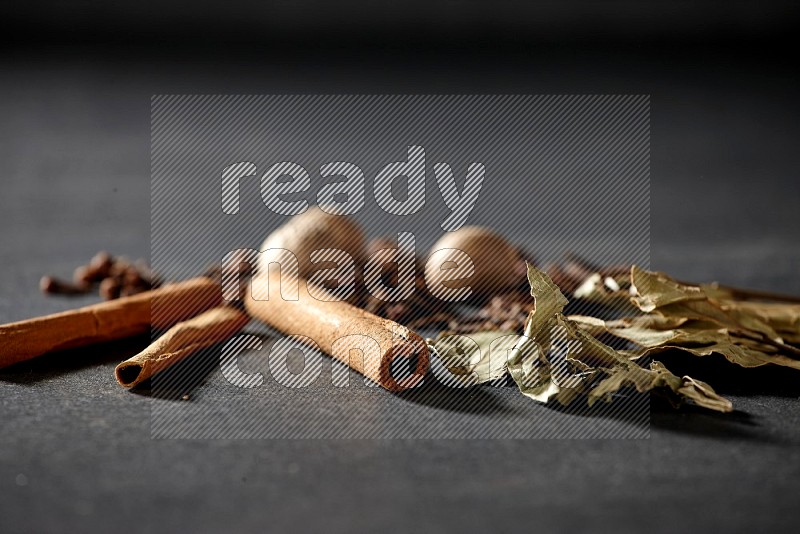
{"left": 0, "top": 277, "right": 220, "bottom": 369}
{"left": 244, "top": 272, "right": 429, "bottom": 392}
{"left": 115, "top": 306, "right": 250, "bottom": 388}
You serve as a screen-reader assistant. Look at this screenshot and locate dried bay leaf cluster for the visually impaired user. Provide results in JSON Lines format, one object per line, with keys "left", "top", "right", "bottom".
{"left": 572, "top": 267, "right": 800, "bottom": 371}
{"left": 430, "top": 263, "right": 800, "bottom": 413}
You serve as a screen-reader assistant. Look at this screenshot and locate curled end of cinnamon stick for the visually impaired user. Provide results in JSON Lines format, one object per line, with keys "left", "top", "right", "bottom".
{"left": 378, "top": 332, "right": 430, "bottom": 392}
{"left": 114, "top": 307, "right": 250, "bottom": 389}
{"left": 115, "top": 360, "right": 150, "bottom": 388}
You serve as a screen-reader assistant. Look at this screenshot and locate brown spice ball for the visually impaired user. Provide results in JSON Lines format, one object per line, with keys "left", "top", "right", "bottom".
{"left": 426, "top": 226, "right": 522, "bottom": 295}
{"left": 258, "top": 206, "right": 366, "bottom": 279}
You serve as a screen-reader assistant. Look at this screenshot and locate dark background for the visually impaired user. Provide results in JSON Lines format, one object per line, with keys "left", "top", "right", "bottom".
{"left": 1, "top": 1, "right": 799, "bottom": 532}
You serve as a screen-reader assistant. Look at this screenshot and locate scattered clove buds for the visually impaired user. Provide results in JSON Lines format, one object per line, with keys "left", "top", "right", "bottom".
{"left": 42, "top": 252, "right": 161, "bottom": 300}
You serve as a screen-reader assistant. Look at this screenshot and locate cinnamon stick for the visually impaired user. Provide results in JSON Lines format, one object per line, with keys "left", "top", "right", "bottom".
{"left": 244, "top": 272, "right": 429, "bottom": 392}
{"left": 0, "top": 277, "right": 220, "bottom": 369}
{"left": 115, "top": 306, "right": 250, "bottom": 388}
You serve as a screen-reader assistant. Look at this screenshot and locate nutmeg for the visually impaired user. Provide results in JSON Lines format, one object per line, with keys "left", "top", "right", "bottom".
{"left": 258, "top": 206, "right": 366, "bottom": 279}
{"left": 426, "top": 226, "right": 521, "bottom": 294}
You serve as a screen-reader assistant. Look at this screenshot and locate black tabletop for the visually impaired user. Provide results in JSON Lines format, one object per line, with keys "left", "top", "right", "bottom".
{"left": 2, "top": 26, "right": 800, "bottom": 533}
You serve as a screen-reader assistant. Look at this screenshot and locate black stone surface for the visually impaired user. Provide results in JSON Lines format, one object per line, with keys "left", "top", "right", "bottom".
{"left": 1, "top": 46, "right": 799, "bottom": 533}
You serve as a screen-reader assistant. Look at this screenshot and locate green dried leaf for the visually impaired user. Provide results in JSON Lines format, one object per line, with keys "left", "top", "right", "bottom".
{"left": 428, "top": 262, "right": 800, "bottom": 414}
{"left": 429, "top": 330, "right": 519, "bottom": 385}
{"left": 631, "top": 267, "right": 800, "bottom": 360}
{"left": 718, "top": 300, "right": 800, "bottom": 345}
{"left": 588, "top": 361, "right": 733, "bottom": 413}
{"left": 610, "top": 267, "right": 800, "bottom": 368}
{"left": 499, "top": 264, "right": 731, "bottom": 411}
